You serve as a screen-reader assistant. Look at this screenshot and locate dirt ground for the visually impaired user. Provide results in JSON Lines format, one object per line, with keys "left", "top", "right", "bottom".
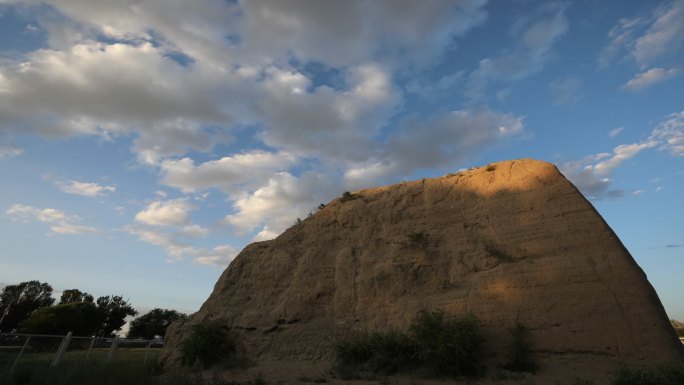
{"left": 209, "top": 354, "right": 622, "bottom": 385}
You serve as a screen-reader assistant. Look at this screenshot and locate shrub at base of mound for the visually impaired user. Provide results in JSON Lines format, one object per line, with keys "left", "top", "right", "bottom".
{"left": 612, "top": 361, "right": 684, "bottom": 385}
{"left": 336, "top": 310, "right": 484, "bottom": 379}
{"left": 502, "top": 323, "right": 538, "bottom": 373}
{"left": 180, "top": 321, "right": 237, "bottom": 369}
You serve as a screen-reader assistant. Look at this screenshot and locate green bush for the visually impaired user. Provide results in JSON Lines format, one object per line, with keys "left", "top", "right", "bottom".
{"left": 612, "top": 361, "right": 684, "bottom": 385}
{"left": 336, "top": 310, "right": 483, "bottom": 379}
{"left": 180, "top": 321, "right": 236, "bottom": 369}
{"left": 502, "top": 323, "right": 538, "bottom": 373}
{"left": 410, "top": 310, "right": 483, "bottom": 377}
{"left": 337, "top": 329, "right": 416, "bottom": 375}
{"left": 340, "top": 191, "right": 356, "bottom": 202}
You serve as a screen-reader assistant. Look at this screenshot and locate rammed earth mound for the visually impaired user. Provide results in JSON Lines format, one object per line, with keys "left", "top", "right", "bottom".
{"left": 161, "top": 159, "right": 684, "bottom": 383}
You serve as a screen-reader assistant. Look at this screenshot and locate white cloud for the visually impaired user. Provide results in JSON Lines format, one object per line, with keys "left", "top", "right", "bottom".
{"left": 599, "top": 16, "right": 647, "bottom": 67}
{"left": 56, "top": 180, "right": 115, "bottom": 197}
{"left": 160, "top": 151, "right": 297, "bottom": 195}
{"left": 125, "top": 226, "right": 236, "bottom": 266}
{"left": 562, "top": 140, "right": 658, "bottom": 200}
{"left": 7, "top": 204, "right": 69, "bottom": 223}
{"left": 134, "top": 199, "right": 193, "bottom": 227}
{"left": 0, "top": 145, "right": 23, "bottom": 159}
{"left": 6, "top": 204, "right": 97, "bottom": 235}
{"left": 224, "top": 172, "right": 334, "bottom": 238}
{"left": 255, "top": 63, "right": 402, "bottom": 162}
{"left": 563, "top": 109, "right": 684, "bottom": 199}
{"left": 240, "top": 0, "right": 487, "bottom": 68}
{"left": 632, "top": 1, "right": 684, "bottom": 66}
{"left": 466, "top": 2, "right": 568, "bottom": 100}
{"left": 622, "top": 67, "right": 680, "bottom": 92}
{"left": 125, "top": 226, "right": 195, "bottom": 260}
{"left": 0, "top": 41, "right": 238, "bottom": 165}
{"left": 180, "top": 224, "right": 209, "bottom": 238}
{"left": 344, "top": 108, "right": 525, "bottom": 188}
{"left": 609, "top": 127, "right": 625, "bottom": 138}
{"left": 650, "top": 110, "right": 684, "bottom": 156}
{"left": 600, "top": 1, "right": 684, "bottom": 84}
{"left": 51, "top": 223, "right": 98, "bottom": 234}
{"left": 192, "top": 245, "right": 238, "bottom": 267}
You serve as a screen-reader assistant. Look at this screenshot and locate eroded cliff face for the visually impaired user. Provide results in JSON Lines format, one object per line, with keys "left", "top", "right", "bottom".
{"left": 161, "top": 159, "right": 682, "bottom": 377}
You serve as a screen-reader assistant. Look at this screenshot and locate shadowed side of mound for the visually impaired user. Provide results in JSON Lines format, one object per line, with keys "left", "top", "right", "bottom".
{"left": 160, "top": 158, "right": 683, "bottom": 382}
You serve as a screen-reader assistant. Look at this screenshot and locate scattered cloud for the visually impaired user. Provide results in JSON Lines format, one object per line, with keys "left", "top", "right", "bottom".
{"left": 124, "top": 226, "right": 195, "bottom": 260}
{"left": 0, "top": 145, "right": 23, "bottom": 159}
{"left": 549, "top": 76, "right": 582, "bottom": 106}
{"left": 51, "top": 223, "right": 98, "bottom": 235}
{"left": 632, "top": 1, "right": 684, "bottom": 66}
{"left": 650, "top": 110, "right": 684, "bottom": 156}
{"left": 609, "top": 127, "right": 625, "bottom": 138}
{"left": 6, "top": 204, "right": 97, "bottom": 235}
{"left": 180, "top": 224, "right": 210, "bottom": 238}
{"left": 622, "top": 67, "right": 680, "bottom": 92}
{"left": 343, "top": 108, "right": 525, "bottom": 188}
{"left": 224, "top": 172, "right": 335, "bottom": 238}
{"left": 160, "top": 151, "right": 297, "bottom": 195}
{"left": 134, "top": 199, "right": 194, "bottom": 227}
{"left": 55, "top": 180, "right": 116, "bottom": 197}
{"left": 125, "top": 226, "right": 236, "bottom": 267}
{"left": 600, "top": 1, "right": 684, "bottom": 92}
{"left": 240, "top": 0, "right": 488, "bottom": 68}
{"left": 563, "top": 109, "right": 684, "bottom": 199}
{"left": 255, "top": 63, "right": 402, "bottom": 162}
{"left": 600, "top": 1, "right": 684, "bottom": 67}
{"left": 562, "top": 140, "right": 658, "bottom": 200}
{"left": 192, "top": 245, "right": 238, "bottom": 267}
{"left": 466, "top": 2, "right": 568, "bottom": 100}
{"left": 7, "top": 204, "right": 68, "bottom": 223}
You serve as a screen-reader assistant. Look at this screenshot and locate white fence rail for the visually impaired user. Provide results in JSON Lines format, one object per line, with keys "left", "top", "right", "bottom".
{"left": 0, "top": 332, "right": 163, "bottom": 374}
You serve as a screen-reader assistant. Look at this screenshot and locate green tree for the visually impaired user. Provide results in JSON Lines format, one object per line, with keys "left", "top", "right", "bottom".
{"left": 96, "top": 296, "right": 137, "bottom": 336}
{"left": 0, "top": 281, "right": 54, "bottom": 332}
{"left": 127, "top": 308, "right": 187, "bottom": 339}
{"left": 59, "top": 289, "right": 94, "bottom": 305}
{"left": 19, "top": 301, "right": 101, "bottom": 335}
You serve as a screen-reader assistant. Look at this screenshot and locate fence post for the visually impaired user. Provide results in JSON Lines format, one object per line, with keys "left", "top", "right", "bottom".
{"left": 143, "top": 340, "right": 152, "bottom": 365}
{"left": 51, "top": 331, "right": 73, "bottom": 368}
{"left": 107, "top": 337, "right": 119, "bottom": 363}
{"left": 85, "top": 336, "right": 96, "bottom": 360}
{"left": 9, "top": 335, "right": 31, "bottom": 373}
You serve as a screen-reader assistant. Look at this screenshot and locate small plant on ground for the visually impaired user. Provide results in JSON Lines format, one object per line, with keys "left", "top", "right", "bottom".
{"left": 318, "top": 203, "right": 326, "bottom": 210}
{"left": 180, "top": 320, "right": 237, "bottom": 369}
{"left": 340, "top": 191, "right": 356, "bottom": 202}
{"left": 502, "top": 323, "right": 538, "bottom": 373}
{"left": 407, "top": 231, "right": 428, "bottom": 247}
{"left": 486, "top": 165, "right": 497, "bottom": 171}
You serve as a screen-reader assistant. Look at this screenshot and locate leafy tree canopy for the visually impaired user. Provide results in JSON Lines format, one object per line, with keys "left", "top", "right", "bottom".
{"left": 19, "top": 301, "right": 101, "bottom": 336}
{"left": 127, "top": 308, "right": 187, "bottom": 339}
{"left": 59, "top": 289, "right": 94, "bottom": 305}
{"left": 96, "top": 295, "right": 137, "bottom": 337}
{"left": 0, "top": 281, "right": 54, "bottom": 332}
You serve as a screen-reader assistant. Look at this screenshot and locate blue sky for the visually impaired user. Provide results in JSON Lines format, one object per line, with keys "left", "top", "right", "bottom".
{"left": 0, "top": 0, "right": 682, "bottom": 319}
